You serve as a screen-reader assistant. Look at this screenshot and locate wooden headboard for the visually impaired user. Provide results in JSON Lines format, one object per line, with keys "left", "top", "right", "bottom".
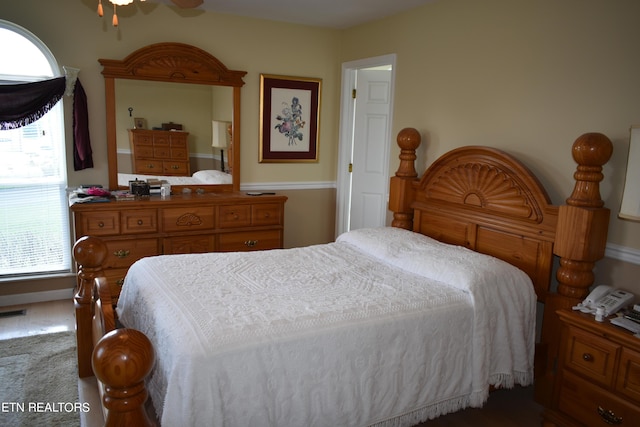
{"left": 389, "top": 127, "right": 611, "bottom": 301}
{"left": 412, "top": 145, "right": 557, "bottom": 300}
{"left": 389, "top": 127, "right": 612, "bottom": 398}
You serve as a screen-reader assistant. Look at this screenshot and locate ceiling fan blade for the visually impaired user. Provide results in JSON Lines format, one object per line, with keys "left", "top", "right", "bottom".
{"left": 170, "top": 0, "right": 204, "bottom": 8}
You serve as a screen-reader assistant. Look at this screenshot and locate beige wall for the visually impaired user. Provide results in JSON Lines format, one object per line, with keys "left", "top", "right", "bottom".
{"left": 2, "top": 0, "right": 639, "bottom": 298}
{"left": 341, "top": 0, "right": 640, "bottom": 295}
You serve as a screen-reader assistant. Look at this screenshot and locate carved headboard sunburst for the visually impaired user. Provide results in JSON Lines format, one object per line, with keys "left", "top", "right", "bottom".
{"left": 407, "top": 145, "right": 559, "bottom": 300}
{"left": 420, "top": 147, "right": 549, "bottom": 223}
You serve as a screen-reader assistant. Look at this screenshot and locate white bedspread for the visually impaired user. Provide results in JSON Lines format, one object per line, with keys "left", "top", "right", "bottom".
{"left": 116, "top": 227, "right": 536, "bottom": 427}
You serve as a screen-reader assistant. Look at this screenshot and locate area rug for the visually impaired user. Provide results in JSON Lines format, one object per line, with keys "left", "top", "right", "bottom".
{"left": 0, "top": 331, "right": 81, "bottom": 427}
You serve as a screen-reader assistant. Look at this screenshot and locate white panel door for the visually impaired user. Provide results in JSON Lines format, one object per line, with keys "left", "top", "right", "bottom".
{"left": 349, "top": 69, "right": 392, "bottom": 231}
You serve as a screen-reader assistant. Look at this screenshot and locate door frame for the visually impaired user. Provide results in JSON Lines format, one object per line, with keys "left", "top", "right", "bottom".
{"left": 335, "top": 54, "right": 397, "bottom": 237}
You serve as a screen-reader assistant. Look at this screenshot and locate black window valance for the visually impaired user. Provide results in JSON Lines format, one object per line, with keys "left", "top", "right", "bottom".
{"left": 0, "top": 76, "right": 93, "bottom": 171}
{"left": 0, "top": 77, "right": 65, "bottom": 130}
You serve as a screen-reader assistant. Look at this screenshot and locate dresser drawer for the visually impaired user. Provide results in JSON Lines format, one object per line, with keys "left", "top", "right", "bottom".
{"left": 251, "top": 203, "right": 282, "bottom": 226}
{"left": 162, "top": 161, "right": 189, "bottom": 175}
{"left": 152, "top": 134, "right": 170, "bottom": 146}
{"left": 563, "top": 325, "right": 620, "bottom": 387}
{"left": 559, "top": 370, "right": 640, "bottom": 427}
{"left": 161, "top": 207, "right": 215, "bottom": 232}
{"left": 121, "top": 209, "right": 157, "bottom": 234}
{"left": 154, "top": 145, "right": 171, "bottom": 158}
{"left": 103, "top": 238, "right": 159, "bottom": 269}
{"left": 132, "top": 133, "right": 153, "bottom": 145}
{"left": 133, "top": 159, "right": 162, "bottom": 174}
{"left": 218, "top": 205, "right": 251, "bottom": 228}
{"left": 133, "top": 145, "right": 154, "bottom": 158}
{"left": 76, "top": 211, "right": 120, "bottom": 236}
{"left": 163, "top": 235, "right": 215, "bottom": 254}
{"left": 616, "top": 347, "right": 640, "bottom": 404}
{"left": 170, "top": 147, "right": 189, "bottom": 160}
{"left": 218, "top": 230, "right": 282, "bottom": 252}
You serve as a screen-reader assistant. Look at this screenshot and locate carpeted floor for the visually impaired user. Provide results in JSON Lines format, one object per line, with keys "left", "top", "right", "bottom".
{"left": 0, "top": 331, "right": 81, "bottom": 427}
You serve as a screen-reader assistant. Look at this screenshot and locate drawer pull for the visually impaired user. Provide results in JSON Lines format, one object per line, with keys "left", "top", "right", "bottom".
{"left": 113, "top": 249, "right": 130, "bottom": 258}
{"left": 582, "top": 353, "right": 594, "bottom": 362}
{"left": 98, "top": 221, "right": 105, "bottom": 228}
{"left": 597, "top": 406, "right": 622, "bottom": 425}
{"left": 137, "top": 219, "right": 143, "bottom": 225}
{"left": 244, "top": 240, "right": 258, "bottom": 248}
{"left": 171, "top": 165, "right": 179, "bottom": 170}
{"left": 116, "top": 278, "right": 124, "bottom": 286}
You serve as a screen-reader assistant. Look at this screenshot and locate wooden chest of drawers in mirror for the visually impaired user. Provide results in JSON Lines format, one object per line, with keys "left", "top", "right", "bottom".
{"left": 71, "top": 193, "right": 286, "bottom": 303}
{"left": 128, "top": 129, "right": 190, "bottom": 176}
{"left": 543, "top": 309, "right": 640, "bottom": 426}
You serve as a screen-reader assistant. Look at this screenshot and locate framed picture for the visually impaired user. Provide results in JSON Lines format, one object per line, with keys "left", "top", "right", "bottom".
{"left": 259, "top": 74, "right": 322, "bottom": 162}
{"left": 134, "top": 117, "right": 147, "bottom": 130}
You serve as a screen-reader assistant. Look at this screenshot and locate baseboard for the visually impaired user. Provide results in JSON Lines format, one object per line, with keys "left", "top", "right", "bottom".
{"left": 606, "top": 242, "right": 640, "bottom": 265}
{"left": 240, "top": 181, "right": 336, "bottom": 191}
{"left": 0, "top": 288, "right": 74, "bottom": 307}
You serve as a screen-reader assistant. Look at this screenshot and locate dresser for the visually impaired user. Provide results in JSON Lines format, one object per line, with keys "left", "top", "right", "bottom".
{"left": 543, "top": 309, "right": 640, "bottom": 426}
{"left": 128, "top": 129, "right": 190, "bottom": 176}
{"left": 71, "top": 192, "right": 287, "bottom": 302}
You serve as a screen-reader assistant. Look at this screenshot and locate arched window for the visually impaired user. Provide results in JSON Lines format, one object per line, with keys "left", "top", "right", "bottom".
{"left": 0, "top": 20, "right": 70, "bottom": 277}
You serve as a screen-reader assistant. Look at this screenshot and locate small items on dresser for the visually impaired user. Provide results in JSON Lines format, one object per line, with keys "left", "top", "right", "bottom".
{"left": 68, "top": 185, "right": 111, "bottom": 204}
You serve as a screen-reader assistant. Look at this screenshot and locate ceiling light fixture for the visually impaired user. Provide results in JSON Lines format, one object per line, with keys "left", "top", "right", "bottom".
{"left": 97, "top": 0, "right": 145, "bottom": 27}
{"left": 97, "top": 0, "right": 204, "bottom": 27}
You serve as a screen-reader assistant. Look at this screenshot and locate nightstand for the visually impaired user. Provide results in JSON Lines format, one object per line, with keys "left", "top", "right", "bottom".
{"left": 543, "top": 309, "right": 640, "bottom": 426}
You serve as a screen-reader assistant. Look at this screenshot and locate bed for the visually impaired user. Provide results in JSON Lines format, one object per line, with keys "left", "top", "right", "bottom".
{"left": 73, "top": 127, "right": 613, "bottom": 426}
{"left": 117, "top": 169, "right": 233, "bottom": 187}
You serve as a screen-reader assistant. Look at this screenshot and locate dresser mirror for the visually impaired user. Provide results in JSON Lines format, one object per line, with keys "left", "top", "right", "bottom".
{"left": 100, "top": 42, "right": 246, "bottom": 192}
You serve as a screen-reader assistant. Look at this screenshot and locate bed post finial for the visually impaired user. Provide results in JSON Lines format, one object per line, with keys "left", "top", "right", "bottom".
{"left": 390, "top": 128, "right": 421, "bottom": 230}
{"left": 93, "top": 328, "right": 155, "bottom": 427}
{"left": 73, "top": 236, "right": 108, "bottom": 378}
{"left": 554, "top": 132, "right": 612, "bottom": 300}
{"left": 566, "top": 132, "right": 613, "bottom": 208}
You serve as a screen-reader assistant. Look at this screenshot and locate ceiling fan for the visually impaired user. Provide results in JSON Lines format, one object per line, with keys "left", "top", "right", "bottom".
{"left": 98, "top": 0, "right": 204, "bottom": 26}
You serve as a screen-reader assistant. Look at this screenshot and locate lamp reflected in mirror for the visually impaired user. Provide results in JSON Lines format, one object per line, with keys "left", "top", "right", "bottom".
{"left": 212, "top": 120, "right": 231, "bottom": 173}
{"left": 619, "top": 126, "right": 640, "bottom": 222}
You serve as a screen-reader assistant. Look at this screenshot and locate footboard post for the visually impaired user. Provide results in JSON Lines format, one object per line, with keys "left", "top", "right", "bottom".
{"left": 390, "top": 128, "right": 421, "bottom": 230}
{"left": 93, "top": 329, "right": 155, "bottom": 427}
{"left": 73, "top": 236, "right": 107, "bottom": 378}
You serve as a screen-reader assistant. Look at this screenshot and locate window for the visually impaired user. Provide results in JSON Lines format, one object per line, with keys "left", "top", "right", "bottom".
{"left": 0, "top": 20, "right": 71, "bottom": 277}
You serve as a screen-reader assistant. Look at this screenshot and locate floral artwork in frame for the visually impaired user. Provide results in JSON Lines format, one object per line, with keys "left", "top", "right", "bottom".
{"left": 259, "top": 74, "right": 321, "bottom": 162}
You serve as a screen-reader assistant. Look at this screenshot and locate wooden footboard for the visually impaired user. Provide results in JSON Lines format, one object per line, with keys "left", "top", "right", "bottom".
{"left": 73, "top": 236, "right": 156, "bottom": 427}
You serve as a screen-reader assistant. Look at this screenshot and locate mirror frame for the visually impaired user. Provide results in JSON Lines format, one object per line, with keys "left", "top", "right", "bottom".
{"left": 99, "top": 42, "right": 246, "bottom": 192}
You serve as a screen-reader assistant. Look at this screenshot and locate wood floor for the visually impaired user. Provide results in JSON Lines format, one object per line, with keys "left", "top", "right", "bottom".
{"left": 0, "top": 299, "right": 545, "bottom": 426}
